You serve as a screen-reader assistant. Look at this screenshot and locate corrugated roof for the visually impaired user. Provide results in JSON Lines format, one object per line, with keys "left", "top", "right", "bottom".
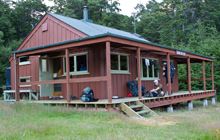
{"left": 49, "top": 13, "right": 149, "bottom": 42}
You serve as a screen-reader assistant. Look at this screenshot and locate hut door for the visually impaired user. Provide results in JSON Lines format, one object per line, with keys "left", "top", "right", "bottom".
{"left": 39, "top": 58, "right": 54, "bottom": 97}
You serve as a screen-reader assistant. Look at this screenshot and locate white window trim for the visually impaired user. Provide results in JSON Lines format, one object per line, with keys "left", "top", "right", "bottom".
{"left": 141, "top": 57, "right": 159, "bottom": 80}
{"left": 63, "top": 52, "right": 89, "bottom": 75}
{"left": 20, "top": 85, "right": 31, "bottom": 88}
{"left": 19, "top": 56, "right": 30, "bottom": 66}
{"left": 111, "top": 52, "right": 130, "bottom": 74}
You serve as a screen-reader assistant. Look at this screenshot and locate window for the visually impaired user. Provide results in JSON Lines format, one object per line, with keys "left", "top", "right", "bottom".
{"left": 54, "top": 84, "right": 62, "bottom": 92}
{"left": 20, "top": 76, "right": 31, "bottom": 83}
{"left": 64, "top": 52, "right": 88, "bottom": 75}
{"left": 111, "top": 53, "right": 129, "bottom": 74}
{"left": 142, "top": 58, "right": 159, "bottom": 79}
{"left": 19, "top": 56, "right": 30, "bottom": 65}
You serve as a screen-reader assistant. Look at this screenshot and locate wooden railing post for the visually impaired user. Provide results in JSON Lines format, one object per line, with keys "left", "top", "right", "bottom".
{"left": 137, "top": 47, "right": 142, "bottom": 99}
{"left": 166, "top": 53, "right": 172, "bottom": 95}
{"left": 14, "top": 53, "right": 20, "bottom": 101}
{"left": 187, "top": 57, "right": 192, "bottom": 93}
{"left": 211, "top": 61, "right": 215, "bottom": 90}
{"left": 106, "top": 41, "right": 112, "bottom": 103}
{"left": 202, "top": 61, "right": 206, "bottom": 91}
{"left": 65, "top": 49, "right": 71, "bottom": 102}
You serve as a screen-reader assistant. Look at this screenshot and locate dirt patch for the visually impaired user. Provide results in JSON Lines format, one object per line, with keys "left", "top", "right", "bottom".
{"left": 133, "top": 116, "right": 178, "bottom": 126}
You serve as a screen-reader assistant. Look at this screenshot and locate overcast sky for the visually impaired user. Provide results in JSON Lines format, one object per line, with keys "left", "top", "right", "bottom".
{"left": 44, "top": 0, "right": 160, "bottom": 16}
{"left": 117, "top": 0, "right": 149, "bottom": 16}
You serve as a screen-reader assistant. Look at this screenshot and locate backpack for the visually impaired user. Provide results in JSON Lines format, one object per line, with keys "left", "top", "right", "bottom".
{"left": 127, "top": 80, "right": 147, "bottom": 97}
{"left": 80, "top": 87, "right": 94, "bottom": 102}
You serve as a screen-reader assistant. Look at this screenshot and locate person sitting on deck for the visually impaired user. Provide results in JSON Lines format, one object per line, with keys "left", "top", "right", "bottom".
{"left": 150, "top": 80, "right": 165, "bottom": 97}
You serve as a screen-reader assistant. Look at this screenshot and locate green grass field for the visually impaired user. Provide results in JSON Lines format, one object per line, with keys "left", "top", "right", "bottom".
{"left": 0, "top": 102, "right": 220, "bottom": 140}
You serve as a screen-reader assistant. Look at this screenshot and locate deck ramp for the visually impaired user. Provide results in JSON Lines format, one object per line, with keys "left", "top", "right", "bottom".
{"left": 120, "top": 101, "right": 157, "bottom": 119}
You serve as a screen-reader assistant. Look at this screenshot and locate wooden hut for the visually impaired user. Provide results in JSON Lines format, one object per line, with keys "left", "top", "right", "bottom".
{"left": 7, "top": 7, "right": 215, "bottom": 109}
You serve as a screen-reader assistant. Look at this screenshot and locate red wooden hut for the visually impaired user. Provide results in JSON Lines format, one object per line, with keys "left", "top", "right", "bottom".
{"left": 8, "top": 7, "right": 215, "bottom": 109}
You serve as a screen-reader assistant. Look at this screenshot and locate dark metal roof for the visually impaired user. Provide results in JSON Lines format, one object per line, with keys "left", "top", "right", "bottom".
{"left": 14, "top": 32, "right": 213, "bottom": 61}
{"left": 49, "top": 13, "right": 149, "bottom": 43}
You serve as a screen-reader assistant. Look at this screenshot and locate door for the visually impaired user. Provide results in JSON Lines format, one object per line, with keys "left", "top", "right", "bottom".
{"left": 39, "top": 58, "right": 54, "bottom": 97}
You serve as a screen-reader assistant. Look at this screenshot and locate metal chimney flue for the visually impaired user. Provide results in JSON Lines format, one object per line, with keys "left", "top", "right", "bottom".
{"left": 83, "top": 6, "right": 89, "bottom": 21}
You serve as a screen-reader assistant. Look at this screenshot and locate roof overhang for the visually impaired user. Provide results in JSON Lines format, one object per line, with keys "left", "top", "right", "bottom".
{"left": 13, "top": 33, "right": 214, "bottom": 62}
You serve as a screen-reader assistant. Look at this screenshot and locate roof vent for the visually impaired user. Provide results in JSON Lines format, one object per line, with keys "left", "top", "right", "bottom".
{"left": 83, "top": 6, "right": 89, "bottom": 21}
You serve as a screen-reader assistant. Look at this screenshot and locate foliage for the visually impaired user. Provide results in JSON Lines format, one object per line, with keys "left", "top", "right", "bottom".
{"left": 11, "top": 0, "right": 48, "bottom": 39}
{"left": 135, "top": 0, "right": 220, "bottom": 92}
{"left": 0, "top": 40, "right": 22, "bottom": 86}
{"left": 0, "top": 0, "right": 15, "bottom": 44}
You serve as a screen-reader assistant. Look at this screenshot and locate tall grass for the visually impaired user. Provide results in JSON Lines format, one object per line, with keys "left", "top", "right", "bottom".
{"left": 0, "top": 102, "right": 219, "bottom": 140}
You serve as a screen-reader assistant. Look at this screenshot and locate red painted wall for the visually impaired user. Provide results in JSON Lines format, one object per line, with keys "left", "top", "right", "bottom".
{"left": 61, "top": 47, "right": 179, "bottom": 99}
{"left": 10, "top": 14, "right": 87, "bottom": 90}
{"left": 111, "top": 50, "right": 179, "bottom": 98}
{"left": 10, "top": 14, "right": 179, "bottom": 100}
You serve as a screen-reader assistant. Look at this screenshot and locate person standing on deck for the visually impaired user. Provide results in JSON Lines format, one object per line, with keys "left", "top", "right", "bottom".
{"left": 150, "top": 80, "right": 165, "bottom": 97}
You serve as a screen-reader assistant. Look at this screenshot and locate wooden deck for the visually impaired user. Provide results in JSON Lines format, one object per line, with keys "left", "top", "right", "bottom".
{"left": 27, "top": 90, "right": 215, "bottom": 109}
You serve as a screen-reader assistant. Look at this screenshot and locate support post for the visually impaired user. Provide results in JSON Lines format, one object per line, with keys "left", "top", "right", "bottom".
{"left": 65, "top": 49, "right": 71, "bottom": 102}
{"left": 106, "top": 41, "right": 112, "bottom": 103}
{"left": 167, "top": 105, "right": 173, "bottom": 113}
{"left": 166, "top": 53, "right": 172, "bottom": 95}
{"left": 211, "top": 62, "right": 215, "bottom": 90}
{"left": 14, "top": 53, "right": 20, "bottom": 101}
{"left": 187, "top": 57, "right": 191, "bottom": 93}
{"left": 188, "top": 101, "right": 193, "bottom": 111}
{"left": 202, "top": 61, "right": 206, "bottom": 91}
{"left": 137, "top": 47, "right": 142, "bottom": 99}
{"left": 211, "top": 97, "right": 216, "bottom": 105}
{"left": 203, "top": 99, "right": 208, "bottom": 107}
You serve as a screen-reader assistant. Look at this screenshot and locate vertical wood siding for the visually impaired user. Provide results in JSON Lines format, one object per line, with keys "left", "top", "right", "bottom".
{"left": 10, "top": 14, "right": 179, "bottom": 99}
{"left": 10, "top": 14, "right": 86, "bottom": 90}
{"left": 19, "top": 16, "right": 86, "bottom": 50}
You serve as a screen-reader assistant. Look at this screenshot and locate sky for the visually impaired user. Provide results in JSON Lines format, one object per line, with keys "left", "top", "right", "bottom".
{"left": 44, "top": 0, "right": 155, "bottom": 16}
{"left": 117, "top": 0, "right": 149, "bottom": 16}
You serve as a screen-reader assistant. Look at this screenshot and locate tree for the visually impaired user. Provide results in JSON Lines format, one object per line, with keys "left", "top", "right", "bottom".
{"left": 0, "top": 0, "right": 15, "bottom": 45}
{"left": 11, "top": 0, "right": 48, "bottom": 39}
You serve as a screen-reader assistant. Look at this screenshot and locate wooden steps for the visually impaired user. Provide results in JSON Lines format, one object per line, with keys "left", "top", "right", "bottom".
{"left": 130, "top": 104, "right": 143, "bottom": 109}
{"left": 137, "top": 110, "right": 150, "bottom": 115}
{"left": 120, "top": 101, "right": 157, "bottom": 119}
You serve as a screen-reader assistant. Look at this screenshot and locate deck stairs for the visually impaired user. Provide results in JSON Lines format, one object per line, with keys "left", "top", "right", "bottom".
{"left": 120, "top": 101, "right": 157, "bottom": 119}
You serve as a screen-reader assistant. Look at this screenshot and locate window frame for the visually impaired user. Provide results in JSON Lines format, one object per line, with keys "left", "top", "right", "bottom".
{"left": 19, "top": 76, "right": 31, "bottom": 87}
{"left": 111, "top": 52, "right": 130, "bottom": 74}
{"left": 141, "top": 57, "right": 159, "bottom": 80}
{"left": 19, "top": 56, "right": 30, "bottom": 66}
{"left": 63, "top": 52, "right": 89, "bottom": 76}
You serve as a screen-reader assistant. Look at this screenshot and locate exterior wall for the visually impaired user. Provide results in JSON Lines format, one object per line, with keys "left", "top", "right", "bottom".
{"left": 10, "top": 56, "right": 40, "bottom": 91}
{"left": 63, "top": 47, "right": 179, "bottom": 99}
{"left": 112, "top": 51, "right": 179, "bottom": 97}
{"left": 10, "top": 14, "right": 86, "bottom": 90}
{"left": 111, "top": 50, "right": 179, "bottom": 98}
{"left": 10, "top": 14, "right": 179, "bottom": 99}
{"left": 18, "top": 15, "right": 86, "bottom": 51}
{"left": 11, "top": 43, "right": 179, "bottom": 99}
{"left": 61, "top": 46, "right": 107, "bottom": 99}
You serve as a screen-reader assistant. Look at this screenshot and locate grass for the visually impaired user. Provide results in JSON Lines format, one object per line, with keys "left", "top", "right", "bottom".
{"left": 0, "top": 102, "right": 220, "bottom": 140}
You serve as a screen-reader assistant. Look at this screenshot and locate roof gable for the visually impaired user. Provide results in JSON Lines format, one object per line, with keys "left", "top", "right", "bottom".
{"left": 16, "top": 14, "right": 86, "bottom": 51}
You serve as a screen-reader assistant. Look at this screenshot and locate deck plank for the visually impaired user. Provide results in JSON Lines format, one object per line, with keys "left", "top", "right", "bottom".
{"left": 27, "top": 90, "right": 215, "bottom": 107}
